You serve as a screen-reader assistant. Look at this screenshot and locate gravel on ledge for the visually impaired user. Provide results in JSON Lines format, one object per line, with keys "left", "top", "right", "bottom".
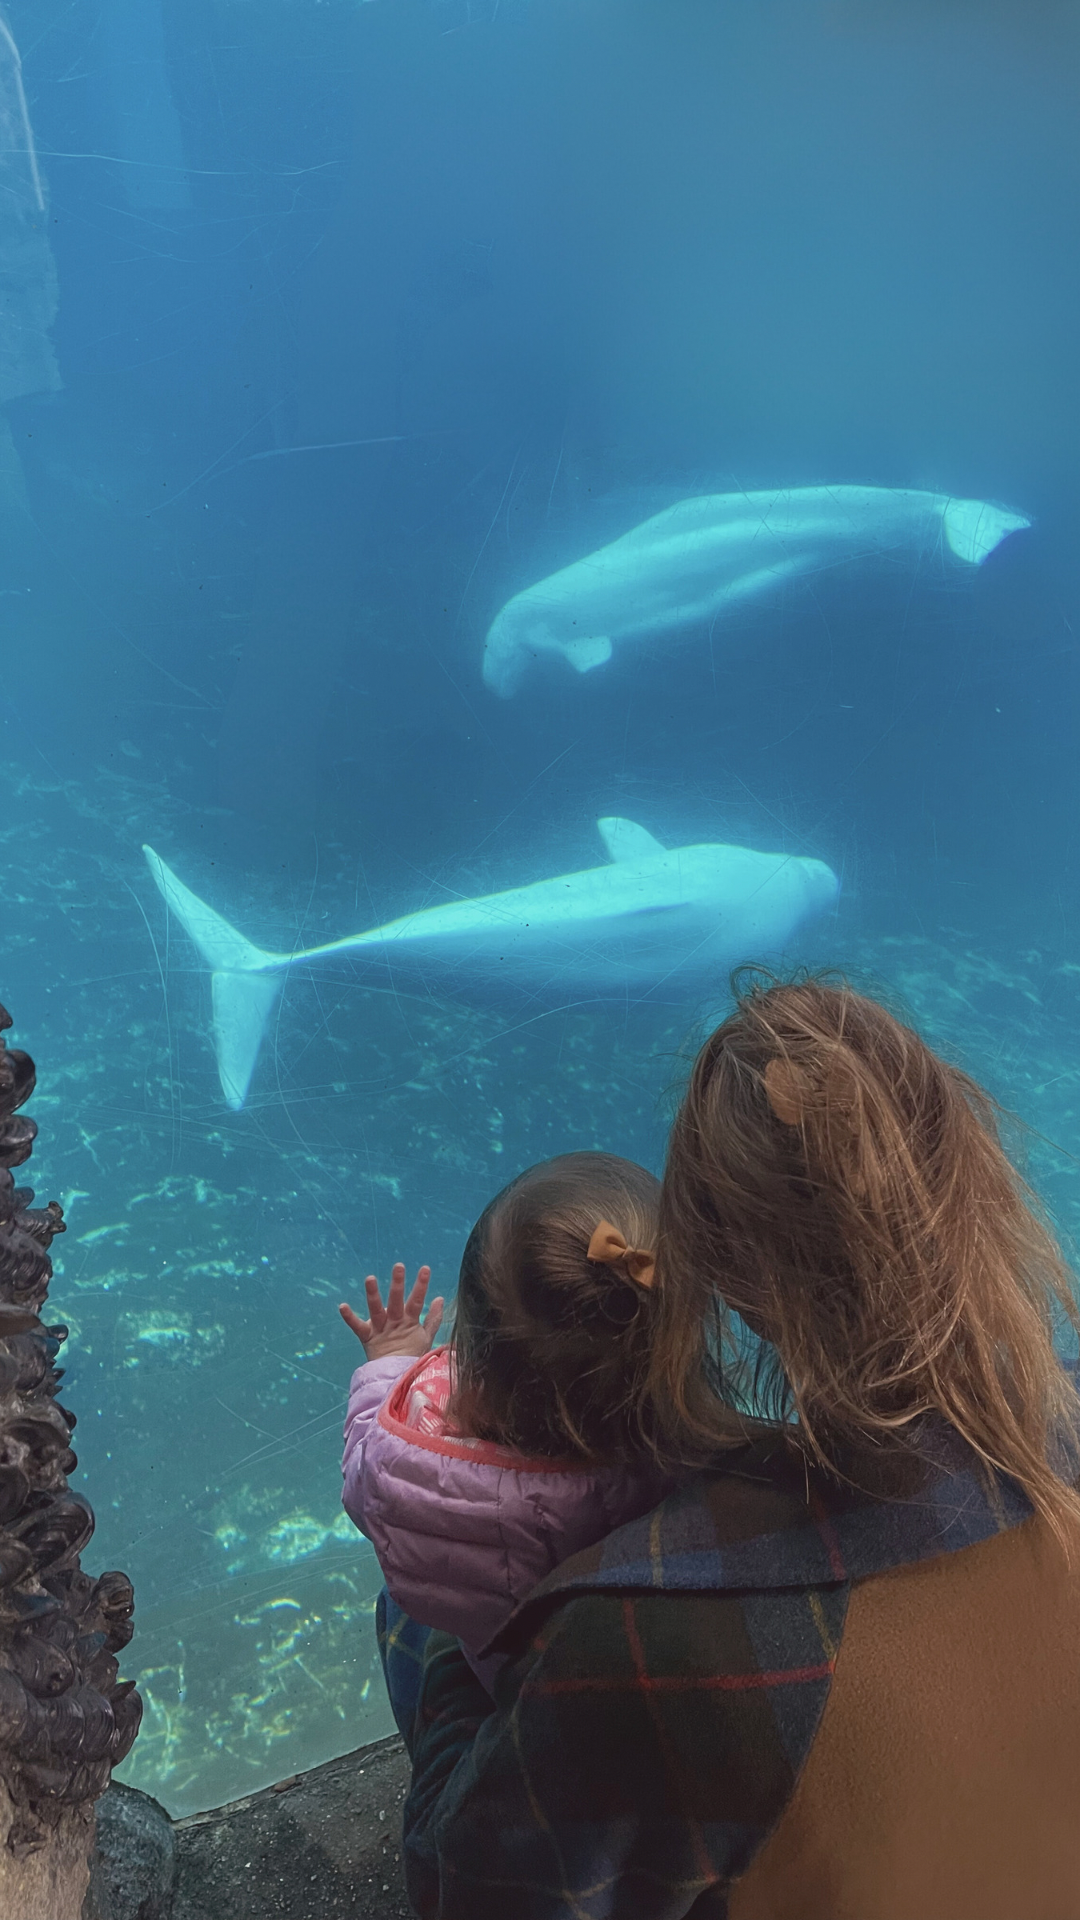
{"left": 84, "top": 1734, "right": 414, "bottom": 1920}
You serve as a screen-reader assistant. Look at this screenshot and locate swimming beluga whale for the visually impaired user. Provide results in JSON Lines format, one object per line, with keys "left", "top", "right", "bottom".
{"left": 482, "top": 484, "right": 1031, "bottom": 696}
{"left": 143, "top": 824, "right": 838, "bottom": 1110}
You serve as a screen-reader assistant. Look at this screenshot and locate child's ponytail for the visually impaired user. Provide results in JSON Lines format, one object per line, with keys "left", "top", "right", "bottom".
{"left": 451, "top": 1152, "right": 662, "bottom": 1461}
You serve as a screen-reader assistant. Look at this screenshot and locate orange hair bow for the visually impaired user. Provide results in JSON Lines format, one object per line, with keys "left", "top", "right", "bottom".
{"left": 586, "top": 1219, "right": 655, "bottom": 1289}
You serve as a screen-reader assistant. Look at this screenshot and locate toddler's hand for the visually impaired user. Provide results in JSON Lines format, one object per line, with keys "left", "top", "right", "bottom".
{"left": 339, "top": 1263, "right": 444, "bottom": 1363}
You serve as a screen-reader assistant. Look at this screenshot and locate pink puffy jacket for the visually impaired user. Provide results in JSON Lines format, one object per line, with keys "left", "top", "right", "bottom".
{"left": 342, "top": 1348, "right": 676, "bottom": 1692}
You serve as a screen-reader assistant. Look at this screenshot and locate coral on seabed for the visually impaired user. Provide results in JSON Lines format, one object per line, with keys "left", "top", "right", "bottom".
{"left": 0, "top": 1002, "right": 140, "bottom": 1857}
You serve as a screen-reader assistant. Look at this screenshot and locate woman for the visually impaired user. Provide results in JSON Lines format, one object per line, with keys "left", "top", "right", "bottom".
{"left": 382, "top": 978, "right": 1080, "bottom": 1919}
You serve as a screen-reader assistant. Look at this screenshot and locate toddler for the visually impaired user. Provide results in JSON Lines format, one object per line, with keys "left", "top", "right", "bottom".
{"left": 340, "top": 1151, "right": 675, "bottom": 1692}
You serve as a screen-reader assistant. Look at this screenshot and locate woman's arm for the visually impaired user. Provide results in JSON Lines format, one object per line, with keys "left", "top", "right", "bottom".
{"left": 400, "top": 1590, "right": 768, "bottom": 1920}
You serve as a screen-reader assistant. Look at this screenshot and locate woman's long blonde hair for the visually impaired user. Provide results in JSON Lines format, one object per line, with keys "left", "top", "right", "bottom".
{"left": 651, "top": 974, "right": 1080, "bottom": 1544}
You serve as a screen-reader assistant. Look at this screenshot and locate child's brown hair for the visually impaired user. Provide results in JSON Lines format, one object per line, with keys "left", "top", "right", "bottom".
{"left": 651, "top": 973, "right": 1080, "bottom": 1544}
{"left": 450, "top": 1151, "right": 661, "bottom": 1460}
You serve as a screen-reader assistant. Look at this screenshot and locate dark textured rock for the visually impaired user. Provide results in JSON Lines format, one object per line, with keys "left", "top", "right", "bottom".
{"left": 83, "top": 1780, "right": 176, "bottom": 1920}
{"left": 172, "top": 1736, "right": 413, "bottom": 1920}
{"left": 0, "top": 1004, "right": 141, "bottom": 1913}
{"left": 0, "top": 1001, "right": 414, "bottom": 1917}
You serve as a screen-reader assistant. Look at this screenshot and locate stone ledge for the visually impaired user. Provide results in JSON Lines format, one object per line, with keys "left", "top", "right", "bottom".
{"left": 84, "top": 1735, "right": 413, "bottom": 1920}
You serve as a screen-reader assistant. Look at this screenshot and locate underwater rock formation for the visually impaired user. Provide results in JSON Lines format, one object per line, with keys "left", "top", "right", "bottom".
{"left": 0, "top": 9, "right": 60, "bottom": 407}
{"left": 0, "top": 9, "right": 61, "bottom": 535}
{"left": 0, "top": 1004, "right": 140, "bottom": 1916}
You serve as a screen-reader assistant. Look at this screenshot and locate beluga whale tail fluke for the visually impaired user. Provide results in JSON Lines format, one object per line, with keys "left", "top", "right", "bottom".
{"left": 143, "top": 824, "right": 839, "bottom": 1111}
{"left": 143, "top": 846, "right": 289, "bottom": 1110}
{"left": 482, "top": 483, "right": 1031, "bottom": 696}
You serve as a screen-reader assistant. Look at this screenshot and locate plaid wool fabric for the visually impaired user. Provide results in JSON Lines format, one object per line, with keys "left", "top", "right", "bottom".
{"left": 385, "top": 1427, "right": 1036, "bottom": 1920}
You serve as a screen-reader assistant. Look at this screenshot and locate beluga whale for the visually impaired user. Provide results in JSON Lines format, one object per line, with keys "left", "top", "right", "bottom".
{"left": 482, "top": 484, "right": 1031, "bottom": 696}
{"left": 143, "top": 823, "right": 839, "bottom": 1110}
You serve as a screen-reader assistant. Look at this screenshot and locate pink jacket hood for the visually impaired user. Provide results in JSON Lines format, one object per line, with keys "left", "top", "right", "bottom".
{"left": 342, "top": 1349, "right": 675, "bottom": 1691}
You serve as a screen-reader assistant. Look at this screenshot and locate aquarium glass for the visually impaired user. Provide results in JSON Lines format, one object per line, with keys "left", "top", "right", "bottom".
{"left": 1, "top": 0, "right": 1077, "bottom": 1813}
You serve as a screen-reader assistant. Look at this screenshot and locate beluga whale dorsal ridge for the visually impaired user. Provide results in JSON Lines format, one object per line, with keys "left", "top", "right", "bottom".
{"left": 481, "top": 483, "right": 1031, "bottom": 696}
{"left": 143, "top": 824, "right": 839, "bottom": 1110}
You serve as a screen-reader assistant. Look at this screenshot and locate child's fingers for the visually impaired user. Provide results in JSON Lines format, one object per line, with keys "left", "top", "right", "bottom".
{"left": 363, "top": 1273, "right": 387, "bottom": 1330}
{"left": 424, "top": 1296, "right": 445, "bottom": 1343}
{"left": 404, "top": 1264, "right": 433, "bottom": 1321}
{"left": 339, "top": 1302, "right": 372, "bottom": 1341}
{"left": 384, "top": 1261, "right": 407, "bottom": 1321}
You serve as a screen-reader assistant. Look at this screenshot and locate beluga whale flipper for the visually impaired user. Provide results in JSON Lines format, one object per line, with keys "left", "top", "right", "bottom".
{"left": 143, "top": 825, "right": 839, "bottom": 1110}
{"left": 482, "top": 484, "right": 1031, "bottom": 696}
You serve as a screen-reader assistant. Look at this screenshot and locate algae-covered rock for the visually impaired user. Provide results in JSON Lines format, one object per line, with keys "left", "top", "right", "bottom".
{"left": 83, "top": 1780, "right": 175, "bottom": 1920}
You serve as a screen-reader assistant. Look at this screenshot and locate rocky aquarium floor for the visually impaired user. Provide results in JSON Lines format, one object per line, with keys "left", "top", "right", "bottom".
{"left": 3, "top": 759, "right": 1080, "bottom": 1816}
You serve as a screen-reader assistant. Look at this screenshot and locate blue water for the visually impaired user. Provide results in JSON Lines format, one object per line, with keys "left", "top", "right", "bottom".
{"left": 1, "top": 0, "right": 1078, "bottom": 1813}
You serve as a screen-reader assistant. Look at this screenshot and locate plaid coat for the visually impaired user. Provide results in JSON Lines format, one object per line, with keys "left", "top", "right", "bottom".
{"left": 378, "top": 1423, "right": 1037, "bottom": 1920}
